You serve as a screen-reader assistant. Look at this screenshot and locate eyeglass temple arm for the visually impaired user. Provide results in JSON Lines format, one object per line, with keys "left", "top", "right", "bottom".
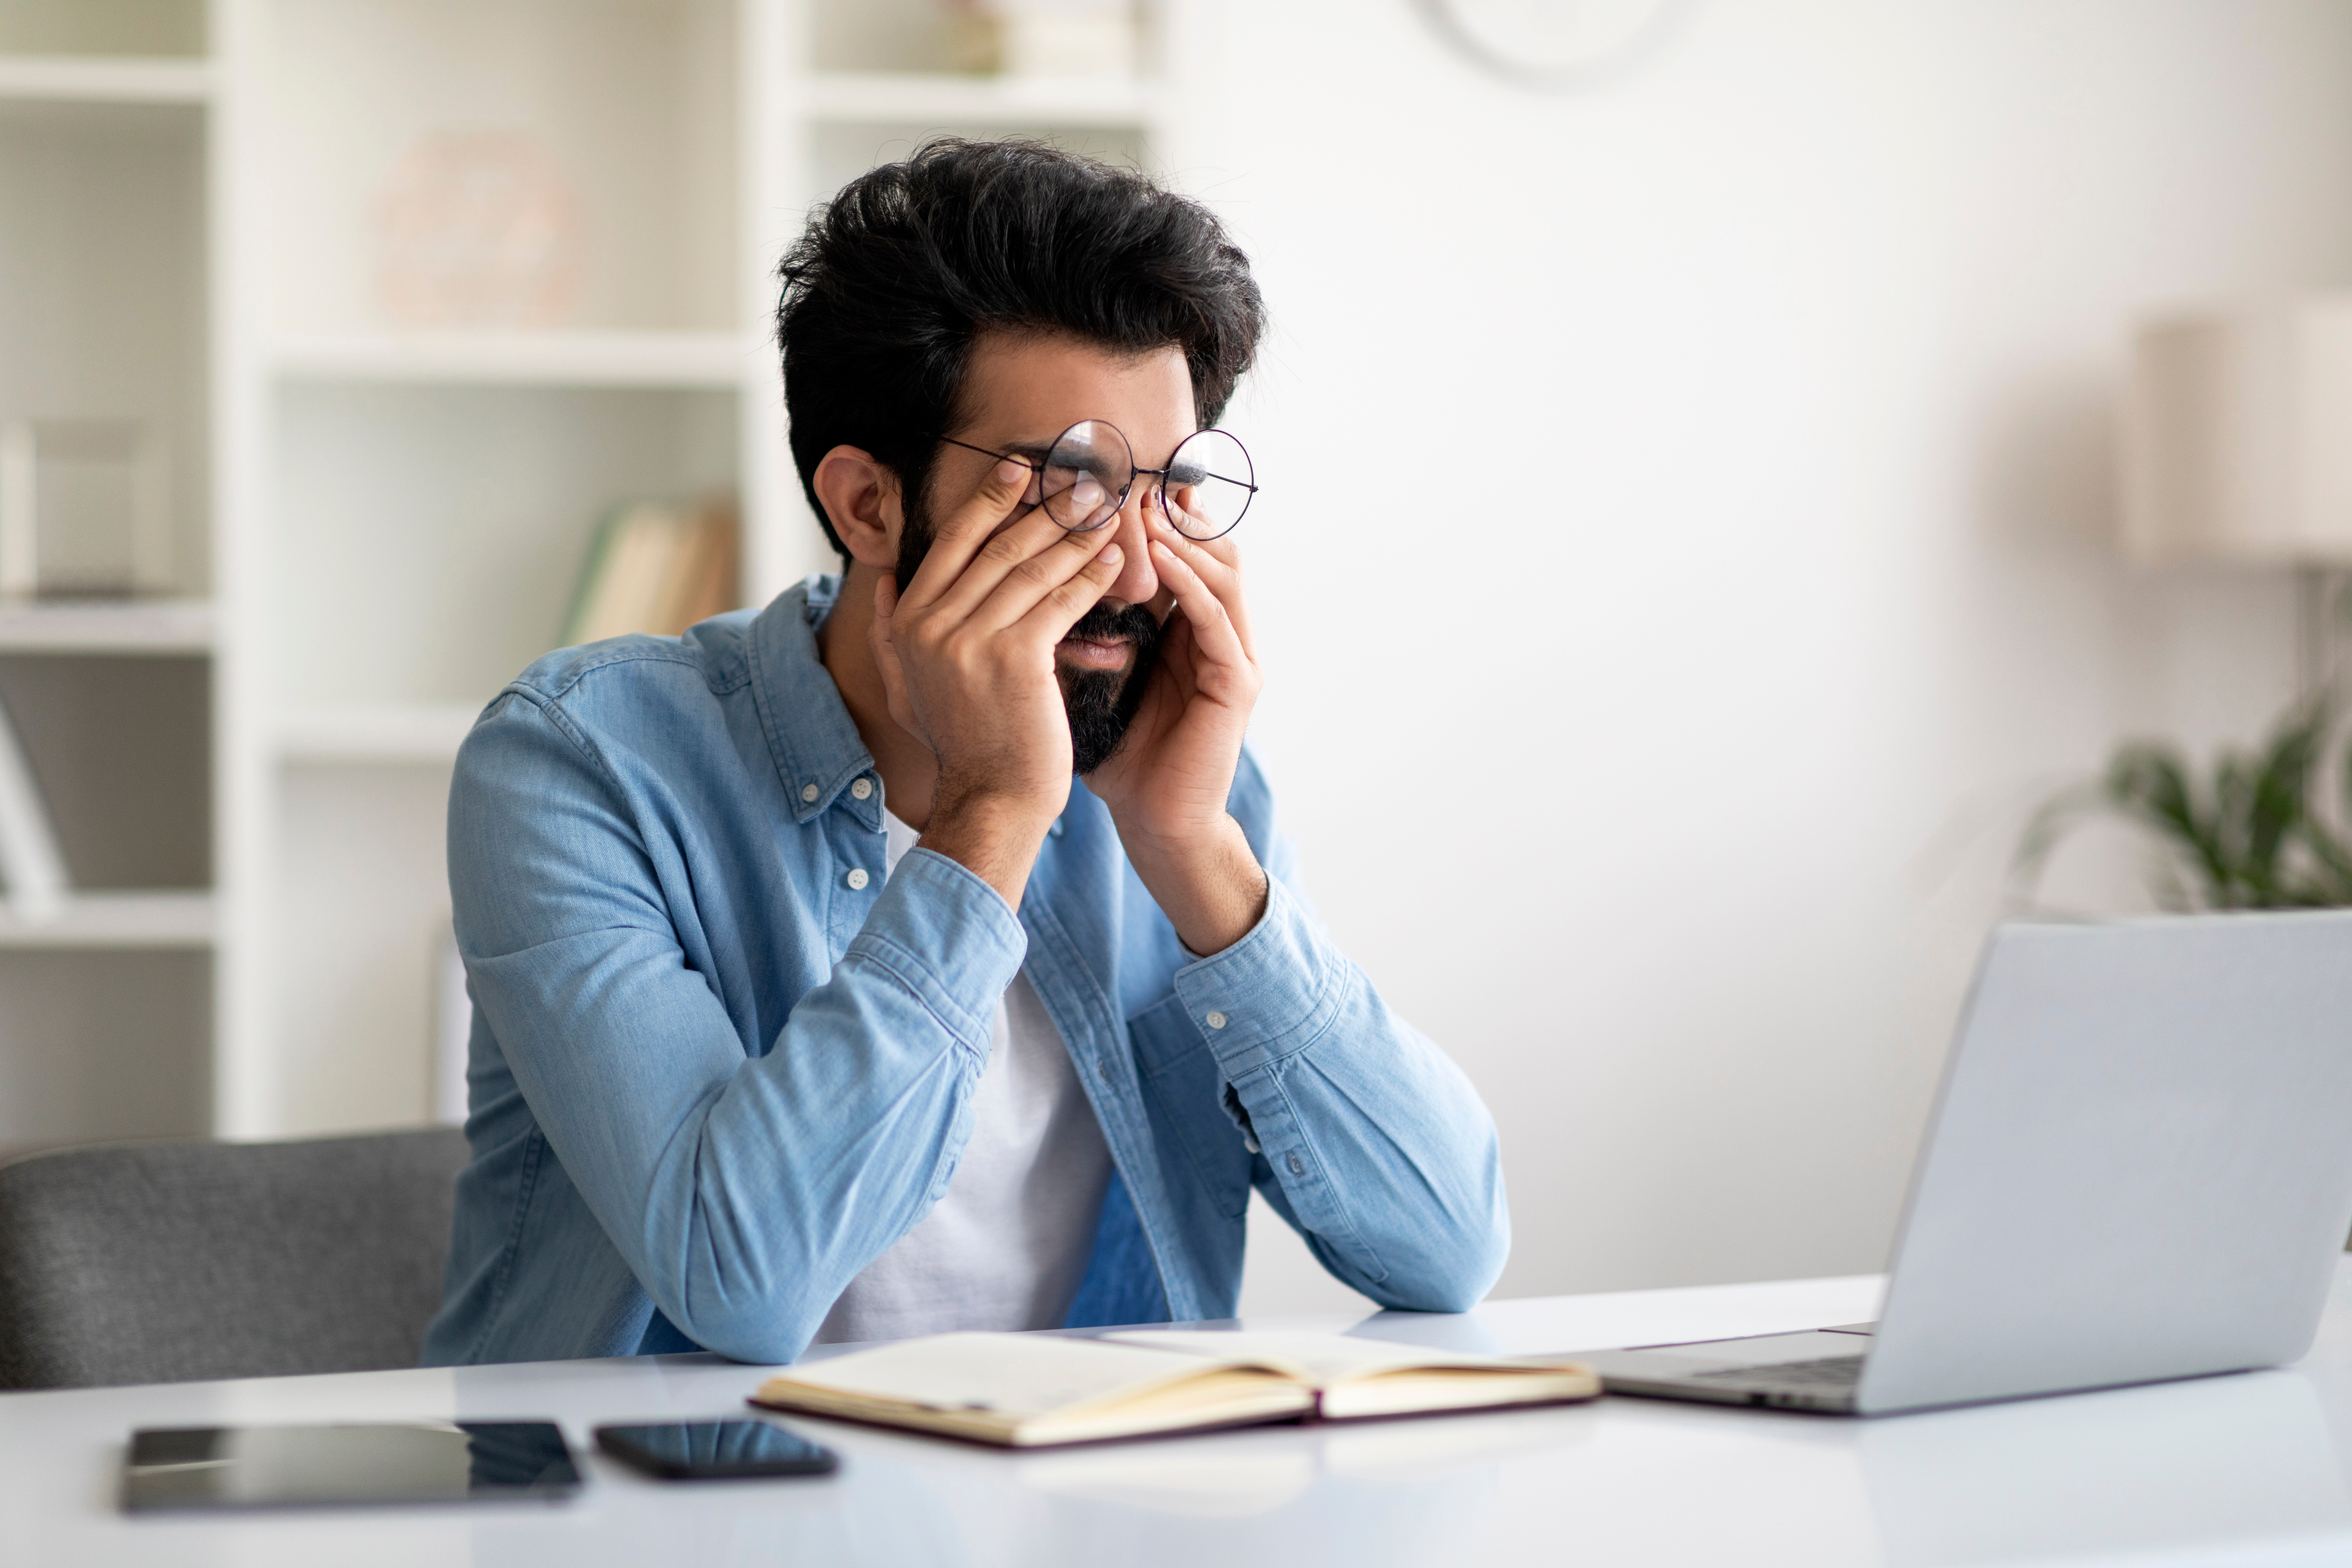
{"left": 933, "top": 434, "right": 1042, "bottom": 471}
{"left": 1136, "top": 463, "right": 1260, "bottom": 495}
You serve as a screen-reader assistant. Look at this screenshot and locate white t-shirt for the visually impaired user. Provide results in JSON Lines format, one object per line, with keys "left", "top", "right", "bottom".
{"left": 812, "top": 811, "right": 1115, "bottom": 1345}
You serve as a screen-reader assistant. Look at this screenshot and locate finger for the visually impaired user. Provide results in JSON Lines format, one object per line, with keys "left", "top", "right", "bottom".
{"left": 868, "top": 574, "right": 920, "bottom": 740}
{"left": 1150, "top": 516, "right": 1255, "bottom": 657}
{"left": 929, "top": 504, "right": 1116, "bottom": 631}
{"left": 957, "top": 518, "right": 1128, "bottom": 636}
{"left": 897, "top": 457, "right": 1038, "bottom": 612}
{"left": 1010, "top": 540, "right": 1127, "bottom": 647}
{"left": 1152, "top": 603, "right": 1202, "bottom": 700}
{"left": 1149, "top": 533, "right": 1252, "bottom": 672}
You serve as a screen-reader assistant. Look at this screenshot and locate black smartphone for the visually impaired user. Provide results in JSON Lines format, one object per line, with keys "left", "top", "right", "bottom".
{"left": 594, "top": 1420, "right": 839, "bottom": 1481}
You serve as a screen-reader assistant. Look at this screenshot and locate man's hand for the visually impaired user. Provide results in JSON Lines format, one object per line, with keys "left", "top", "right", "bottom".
{"left": 871, "top": 458, "right": 1126, "bottom": 907}
{"left": 1087, "top": 508, "right": 1270, "bottom": 955}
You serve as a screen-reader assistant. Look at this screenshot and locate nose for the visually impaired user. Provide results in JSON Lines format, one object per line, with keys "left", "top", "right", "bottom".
{"left": 1102, "top": 481, "right": 1160, "bottom": 607}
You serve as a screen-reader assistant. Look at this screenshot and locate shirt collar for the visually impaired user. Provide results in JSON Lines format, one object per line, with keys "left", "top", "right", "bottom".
{"left": 748, "top": 574, "right": 882, "bottom": 828}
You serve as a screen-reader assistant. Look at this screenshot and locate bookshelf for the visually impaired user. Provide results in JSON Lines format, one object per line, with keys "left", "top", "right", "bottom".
{"left": 0, "top": 56, "right": 212, "bottom": 102}
{"left": 271, "top": 331, "right": 748, "bottom": 390}
{"left": 0, "top": 0, "right": 1181, "bottom": 1152}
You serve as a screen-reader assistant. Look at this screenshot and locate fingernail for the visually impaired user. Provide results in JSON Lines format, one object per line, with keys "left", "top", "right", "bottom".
{"left": 1101, "top": 544, "right": 1123, "bottom": 565}
{"left": 996, "top": 459, "right": 1025, "bottom": 485}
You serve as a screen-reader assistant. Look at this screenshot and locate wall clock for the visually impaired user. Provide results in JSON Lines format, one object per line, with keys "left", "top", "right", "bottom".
{"left": 1414, "top": 0, "right": 1691, "bottom": 89}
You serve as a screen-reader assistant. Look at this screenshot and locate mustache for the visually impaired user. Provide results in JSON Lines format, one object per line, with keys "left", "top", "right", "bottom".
{"left": 1063, "top": 600, "right": 1160, "bottom": 646}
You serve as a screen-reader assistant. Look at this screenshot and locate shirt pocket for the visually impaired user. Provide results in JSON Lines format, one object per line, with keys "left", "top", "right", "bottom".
{"left": 1128, "top": 992, "right": 1254, "bottom": 1220}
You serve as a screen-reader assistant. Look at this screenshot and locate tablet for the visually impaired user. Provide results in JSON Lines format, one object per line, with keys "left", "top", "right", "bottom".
{"left": 122, "top": 1422, "right": 581, "bottom": 1513}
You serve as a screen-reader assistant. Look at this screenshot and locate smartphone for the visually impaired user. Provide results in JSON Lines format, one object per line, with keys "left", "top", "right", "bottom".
{"left": 124, "top": 1422, "right": 580, "bottom": 1512}
{"left": 594, "top": 1420, "right": 839, "bottom": 1481}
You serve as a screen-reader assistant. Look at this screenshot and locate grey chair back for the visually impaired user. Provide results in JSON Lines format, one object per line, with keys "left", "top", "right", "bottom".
{"left": 0, "top": 1127, "right": 468, "bottom": 1391}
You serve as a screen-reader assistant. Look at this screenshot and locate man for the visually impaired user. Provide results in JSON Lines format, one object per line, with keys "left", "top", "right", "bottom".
{"left": 423, "top": 140, "right": 1506, "bottom": 1366}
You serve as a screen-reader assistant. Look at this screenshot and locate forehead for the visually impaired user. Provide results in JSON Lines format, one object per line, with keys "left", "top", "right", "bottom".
{"left": 957, "top": 331, "right": 1196, "bottom": 450}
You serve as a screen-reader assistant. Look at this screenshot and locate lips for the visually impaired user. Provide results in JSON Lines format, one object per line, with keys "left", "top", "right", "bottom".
{"left": 1057, "top": 635, "right": 1132, "bottom": 671}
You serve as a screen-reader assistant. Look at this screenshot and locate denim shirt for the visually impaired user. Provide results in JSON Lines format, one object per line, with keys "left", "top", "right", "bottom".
{"left": 421, "top": 577, "right": 1508, "bottom": 1367}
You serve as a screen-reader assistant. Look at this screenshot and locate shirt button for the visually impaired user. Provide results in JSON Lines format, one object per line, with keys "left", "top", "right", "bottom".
{"left": 851, "top": 777, "right": 874, "bottom": 801}
{"left": 1205, "top": 1011, "right": 1227, "bottom": 1030}
{"left": 800, "top": 782, "right": 819, "bottom": 803}
{"left": 845, "top": 868, "right": 870, "bottom": 891}
{"left": 1286, "top": 1152, "right": 1306, "bottom": 1176}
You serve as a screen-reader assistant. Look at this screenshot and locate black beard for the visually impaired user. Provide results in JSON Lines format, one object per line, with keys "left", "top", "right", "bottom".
{"left": 896, "top": 507, "right": 1162, "bottom": 776}
{"left": 1060, "top": 600, "right": 1163, "bottom": 774}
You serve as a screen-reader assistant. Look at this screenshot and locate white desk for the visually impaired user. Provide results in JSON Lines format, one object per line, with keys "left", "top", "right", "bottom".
{"left": 9, "top": 1264, "right": 2352, "bottom": 1567}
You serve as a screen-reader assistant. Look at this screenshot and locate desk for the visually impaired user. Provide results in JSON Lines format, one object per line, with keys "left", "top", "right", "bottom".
{"left": 9, "top": 1264, "right": 2352, "bottom": 1567}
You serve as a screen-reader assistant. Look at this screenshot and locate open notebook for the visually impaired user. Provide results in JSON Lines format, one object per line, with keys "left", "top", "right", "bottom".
{"left": 749, "top": 1330, "right": 1599, "bottom": 1448}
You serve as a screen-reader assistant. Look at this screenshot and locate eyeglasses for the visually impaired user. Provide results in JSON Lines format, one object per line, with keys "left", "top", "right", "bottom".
{"left": 935, "top": 421, "right": 1258, "bottom": 541}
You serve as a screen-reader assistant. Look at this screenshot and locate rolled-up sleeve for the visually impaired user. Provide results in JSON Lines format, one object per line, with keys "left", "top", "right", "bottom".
{"left": 452, "top": 689, "right": 1024, "bottom": 1362}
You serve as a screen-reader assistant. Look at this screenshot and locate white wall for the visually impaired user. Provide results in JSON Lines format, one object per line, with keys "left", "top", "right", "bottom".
{"left": 1206, "top": 0, "right": 2352, "bottom": 1314}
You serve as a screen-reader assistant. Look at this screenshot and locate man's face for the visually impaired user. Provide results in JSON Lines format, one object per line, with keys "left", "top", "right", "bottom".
{"left": 898, "top": 332, "right": 1193, "bottom": 774}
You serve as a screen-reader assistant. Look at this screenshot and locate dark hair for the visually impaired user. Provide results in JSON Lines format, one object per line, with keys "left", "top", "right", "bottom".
{"left": 776, "top": 138, "right": 1266, "bottom": 561}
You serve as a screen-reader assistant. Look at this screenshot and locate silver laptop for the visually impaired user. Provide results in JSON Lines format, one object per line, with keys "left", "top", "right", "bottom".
{"left": 1584, "top": 911, "right": 2352, "bottom": 1416}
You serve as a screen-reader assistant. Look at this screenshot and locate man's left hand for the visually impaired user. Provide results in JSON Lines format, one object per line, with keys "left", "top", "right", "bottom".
{"left": 1086, "top": 510, "right": 1269, "bottom": 955}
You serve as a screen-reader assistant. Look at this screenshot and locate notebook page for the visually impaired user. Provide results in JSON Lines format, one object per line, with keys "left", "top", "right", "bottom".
{"left": 770, "top": 1332, "right": 1283, "bottom": 1420}
{"left": 1100, "top": 1331, "right": 1550, "bottom": 1388}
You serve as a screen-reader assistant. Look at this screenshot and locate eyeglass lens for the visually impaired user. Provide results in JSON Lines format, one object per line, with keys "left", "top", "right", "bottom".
{"left": 1040, "top": 422, "right": 1255, "bottom": 541}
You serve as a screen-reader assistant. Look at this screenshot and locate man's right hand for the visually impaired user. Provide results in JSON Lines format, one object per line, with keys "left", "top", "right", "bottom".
{"left": 867, "top": 456, "right": 1125, "bottom": 907}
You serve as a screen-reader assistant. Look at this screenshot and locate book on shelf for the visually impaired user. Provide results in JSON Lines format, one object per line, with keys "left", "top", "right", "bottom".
{"left": 0, "top": 690, "right": 68, "bottom": 924}
{"left": 748, "top": 1330, "right": 1600, "bottom": 1449}
{"left": 560, "top": 496, "right": 738, "bottom": 648}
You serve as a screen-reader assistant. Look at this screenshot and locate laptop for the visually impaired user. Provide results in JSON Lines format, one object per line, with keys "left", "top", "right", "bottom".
{"left": 1582, "top": 911, "right": 2352, "bottom": 1416}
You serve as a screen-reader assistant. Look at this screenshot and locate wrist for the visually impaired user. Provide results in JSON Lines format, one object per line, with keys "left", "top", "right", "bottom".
{"left": 1119, "top": 813, "right": 1268, "bottom": 957}
{"left": 921, "top": 784, "right": 1059, "bottom": 909}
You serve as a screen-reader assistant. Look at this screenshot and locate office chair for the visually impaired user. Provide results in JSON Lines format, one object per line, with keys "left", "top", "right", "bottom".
{"left": 0, "top": 1126, "right": 468, "bottom": 1390}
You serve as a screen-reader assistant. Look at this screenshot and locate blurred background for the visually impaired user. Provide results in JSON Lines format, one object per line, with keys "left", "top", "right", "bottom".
{"left": 0, "top": 0, "right": 2345, "bottom": 1316}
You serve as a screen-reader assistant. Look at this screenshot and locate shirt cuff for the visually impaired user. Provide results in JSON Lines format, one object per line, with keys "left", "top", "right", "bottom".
{"left": 1169, "top": 876, "right": 1345, "bottom": 1079}
{"left": 846, "top": 845, "right": 1028, "bottom": 1049}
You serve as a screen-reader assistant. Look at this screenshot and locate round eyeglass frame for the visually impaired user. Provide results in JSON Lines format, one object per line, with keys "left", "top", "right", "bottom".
{"left": 933, "top": 421, "right": 1259, "bottom": 541}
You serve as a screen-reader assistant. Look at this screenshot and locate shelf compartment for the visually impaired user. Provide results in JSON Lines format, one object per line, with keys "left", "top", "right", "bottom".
{"left": 0, "top": 55, "right": 211, "bottom": 104}
{"left": 803, "top": 71, "right": 1161, "bottom": 130}
{"left": 0, "top": 889, "right": 213, "bottom": 947}
{"left": 272, "top": 382, "right": 738, "bottom": 710}
{"left": 0, "top": 598, "right": 212, "bottom": 652}
{"left": 0, "top": 89, "right": 210, "bottom": 598}
{"left": 0, "top": 946, "right": 209, "bottom": 1150}
{"left": 271, "top": 330, "right": 749, "bottom": 390}
{"left": 259, "top": 0, "right": 737, "bottom": 339}
{"left": 0, "top": 653, "right": 209, "bottom": 890}
{"left": 0, "top": 0, "right": 207, "bottom": 60}
{"left": 277, "top": 703, "right": 480, "bottom": 764}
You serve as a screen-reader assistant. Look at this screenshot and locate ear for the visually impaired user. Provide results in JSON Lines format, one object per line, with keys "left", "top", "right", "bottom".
{"left": 812, "top": 446, "right": 904, "bottom": 570}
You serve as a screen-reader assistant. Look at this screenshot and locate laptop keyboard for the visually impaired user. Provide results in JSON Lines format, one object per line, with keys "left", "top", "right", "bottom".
{"left": 1688, "top": 1355, "right": 1865, "bottom": 1389}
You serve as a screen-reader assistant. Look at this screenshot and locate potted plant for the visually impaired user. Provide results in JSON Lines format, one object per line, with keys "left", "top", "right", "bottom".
{"left": 2015, "top": 693, "right": 2352, "bottom": 911}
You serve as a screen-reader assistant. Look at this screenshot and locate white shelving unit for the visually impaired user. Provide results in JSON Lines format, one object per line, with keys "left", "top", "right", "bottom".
{"left": 0, "top": 600, "right": 215, "bottom": 653}
{"left": 0, "top": 891, "right": 216, "bottom": 950}
{"left": 0, "top": 55, "right": 212, "bottom": 102}
{"left": 270, "top": 330, "right": 748, "bottom": 390}
{"left": 1, "top": 0, "right": 1174, "bottom": 1151}
{"left": 0, "top": 0, "right": 214, "bottom": 1155}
